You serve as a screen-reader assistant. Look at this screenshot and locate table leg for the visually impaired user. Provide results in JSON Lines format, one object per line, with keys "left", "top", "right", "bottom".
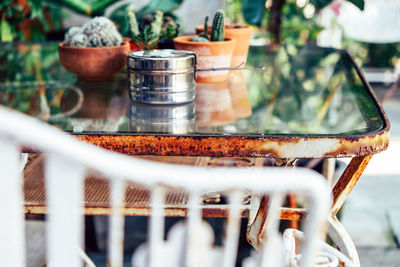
{"left": 327, "top": 155, "right": 372, "bottom": 267}
{"left": 331, "top": 155, "right": 372, "bottom": 216}
{"left": 246, "top": 155, "right": 372, "bottom": 258}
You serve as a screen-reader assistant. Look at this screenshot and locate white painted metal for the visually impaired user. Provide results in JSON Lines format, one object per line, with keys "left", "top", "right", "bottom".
{"left": 108, "top": 178, "right": 125, "bottom": 267}
{"left": 149, "top": 186, "right": 165, "bottom": 267}
{"left": 46, "top": 153, "right": 85, "bottom": 267}
{"left": 222, "top": 190, "right": 242, "bottom": 267}
{"left": 0, "top": 106, "right": 342, "bottom": 267}
{"left": 283, "top": 228, "right": 355, "bottom": 267}
{"left": 0, "top": 139, "right": 25, "bottom": 267}
{"left": 327, "top": 216, "right": 360, "bottom": 267}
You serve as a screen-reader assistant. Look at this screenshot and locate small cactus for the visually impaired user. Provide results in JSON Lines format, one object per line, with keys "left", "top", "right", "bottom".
{"left": 210, "top": 10, "right": 224, "bottom": 41}
{"left": 64, "top": 16, "right": 122, "bottom": 47}
{"left": 70, "top": 33, "right": 89, "bottom": 47}
{"left": 190, "top": 10, "right": 225, "bottom": 43}
{"left": 198, "top": 16, "right": 209, "bottom": 40}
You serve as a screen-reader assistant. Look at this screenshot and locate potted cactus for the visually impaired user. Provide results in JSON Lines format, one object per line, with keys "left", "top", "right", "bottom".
{"left": 59, "top": 17, "right": 130, "bottom": 81}
{"left": 195, "top": 23, "right": 253, "bottom": 67}
{"left": 173, "top": 10, "right": 236, "bottom": 83}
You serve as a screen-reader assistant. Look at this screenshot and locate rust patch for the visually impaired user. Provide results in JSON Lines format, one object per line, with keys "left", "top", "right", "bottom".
{"left": 331, "top": 155, "right": 372, "bottom": 215}
{"left": 70, "top": 131, "right": 389, "bottom": 159}
{"left": 323, "top": 130, "right": 390, "bottom": 158}
{"left": 73, "top": 135, "right": 302, "bottom": 158}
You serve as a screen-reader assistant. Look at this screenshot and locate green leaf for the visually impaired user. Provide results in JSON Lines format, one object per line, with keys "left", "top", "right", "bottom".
{"left": 347, "top": 0, "right": 364, "bottom": 11}
{"left": 6, "top": 7, "right": 14, "bottom": 18}
{"left": 309, "top": 0, "right": 334, "bottom": 10}
{"left": 109, "top": 3, "right": 132, "bottom": 37}
{"left": 310, "top": 0, "right": 364, "bottom": 10}
{"left": 137, "top": 0, "right": 184, "bottom": 17}
{"left": 0, "top": 20, "right": 14, "bottom": 41}
{"left": 241, "top": 0, "right": 266, "bottom": 26}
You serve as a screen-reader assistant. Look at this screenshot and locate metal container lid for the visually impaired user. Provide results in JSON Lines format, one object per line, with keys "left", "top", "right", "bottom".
{"left": 128, "top": 49, "right": 196, "bottom": 72}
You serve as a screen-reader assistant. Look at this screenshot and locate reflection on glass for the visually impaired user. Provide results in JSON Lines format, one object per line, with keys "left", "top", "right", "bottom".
{"left": 129, "top": 101, "right": 195, "bottom": 134}
{"left": 0, "top": 81, "right": 82, "bottom": 122}
{"left": 195, "top": 80, "right": 236, "bottom": 127}
{"left": 228, "top": 70, "right": 252, "bottom": 119}
{"left": 0, "top": 42, "right": 385, "bottom": 136}
{"left": 195, "top": 71, "right": 253, "bottom": 129}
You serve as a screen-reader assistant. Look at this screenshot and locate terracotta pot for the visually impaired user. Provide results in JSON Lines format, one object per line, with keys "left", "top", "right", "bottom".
{"left": 196, "top": 25, "right": 252, "bottom": 67}
{"left": 58, "top": 41, "right": 130, "bottom": 81}
{"left": 195, "top": 80, "right": 235, "bottom": 127}
{"left": 173, "top": 35, "right": 236, "bottom": 83}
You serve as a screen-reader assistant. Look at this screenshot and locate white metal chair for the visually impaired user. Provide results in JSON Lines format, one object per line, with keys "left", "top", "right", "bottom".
{"left": 0, "top": 105, "right": 347, "bottom": 267}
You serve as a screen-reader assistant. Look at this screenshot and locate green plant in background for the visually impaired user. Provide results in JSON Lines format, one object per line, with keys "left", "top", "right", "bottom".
{"left": 239, "top": 0, "right": 364, "bottom": 45}
{"left": 0, "top": 0, "right": 66, "bottom": 41}
{"left": 190, "top": 10, "right": 225, "bottom": 42}
{"left": 128, "top": 10, "right": 163, "bottom": 50}
{"left": 110, "top": 0, "right": 184, "bottom": 38}
{"left": 0, "top": 0, "right": 182, "bottom": 42}
{"left": 159, "top": 15, "right": 181, "bottom": 41}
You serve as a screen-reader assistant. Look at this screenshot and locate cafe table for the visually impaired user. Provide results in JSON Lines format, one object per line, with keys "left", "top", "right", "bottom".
{"left": 0, "top": 42, "right": 389, "bottom": 258}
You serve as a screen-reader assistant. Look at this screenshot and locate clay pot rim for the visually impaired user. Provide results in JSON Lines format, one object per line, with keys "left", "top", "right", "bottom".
{"left": 173, "top": 35, "right": 236, "bottom": 46}
{"left": 59, "top": 41, "right": 130, "bottom": 50}
{"left": 196, "top": 24, "right": 253, "bottom": 34}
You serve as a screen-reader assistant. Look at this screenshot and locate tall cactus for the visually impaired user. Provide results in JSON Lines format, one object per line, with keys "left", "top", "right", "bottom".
{"left": 210, "top": 10, "right": 225, "bottom": 41}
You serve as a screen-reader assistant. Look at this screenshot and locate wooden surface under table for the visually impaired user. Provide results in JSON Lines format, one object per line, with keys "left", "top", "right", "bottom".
{"left": 24, "top": 154, "right": 288, "bottom": 218}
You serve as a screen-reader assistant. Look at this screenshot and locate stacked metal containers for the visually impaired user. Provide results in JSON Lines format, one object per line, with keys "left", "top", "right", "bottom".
{"left": 128, "top": 50, "right": 196, "bottom": 104}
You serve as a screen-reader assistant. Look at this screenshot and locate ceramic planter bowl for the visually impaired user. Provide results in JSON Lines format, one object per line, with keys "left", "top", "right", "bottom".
{"left": 173, "top": 35, "right": 236, "bottom": 83}
{"left": 59, "top": 41, "right": 130, "bottom": 81}
{"left": 196, "top": 25, "right": 252, "bottom": 67}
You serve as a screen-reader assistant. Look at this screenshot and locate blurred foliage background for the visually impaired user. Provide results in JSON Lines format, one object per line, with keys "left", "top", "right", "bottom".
{"left": 0, "top": 0, "right": 399, "bottom": 69}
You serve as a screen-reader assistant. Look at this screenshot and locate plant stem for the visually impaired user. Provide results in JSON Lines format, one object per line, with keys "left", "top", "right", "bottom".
{"left": 268, "top": 0, "right": 285, "bottom": 45}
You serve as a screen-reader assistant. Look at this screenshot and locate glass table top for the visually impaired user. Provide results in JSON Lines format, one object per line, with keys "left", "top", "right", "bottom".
{"left": 0, "top": 42, "right": 387, "bottom": 138}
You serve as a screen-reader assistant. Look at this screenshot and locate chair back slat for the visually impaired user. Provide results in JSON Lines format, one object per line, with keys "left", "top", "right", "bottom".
{"left": 222, "top": 190, "right": 243, "bottom": 267}
{"left": 149, "top": 185, "right": 166, "bottom": 267}
{"left": 0, "top": 140, "right": 25, "bottom": 267}
{"left": 185, "top": 191, "right": 211, "bottom": 267}
{"left": 108, "top": 178, "right": 125, "bottom": 267}
{"left": 46, "top": 153, "right": 84, "bottom": 267}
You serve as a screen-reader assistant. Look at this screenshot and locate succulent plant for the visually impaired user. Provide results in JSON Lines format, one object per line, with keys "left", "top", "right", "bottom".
{"left": 64, "top": 16, "right": 123, "bottom": 47}
{"left": 69, "top": 33, "right": 89, "bottom": 47}
{"left": 190, "top": 10, "right": 225, "bottom": 42}
{"left": 160, "top": 16, "right": 181, "bottom": 41}
{"left": 128, "top": 10, "right": 164, "bottom": 50}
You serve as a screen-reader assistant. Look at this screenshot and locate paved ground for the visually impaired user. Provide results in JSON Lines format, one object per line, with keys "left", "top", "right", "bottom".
{"left": 340, "top": 85, "right": 400, "bottom": 266}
